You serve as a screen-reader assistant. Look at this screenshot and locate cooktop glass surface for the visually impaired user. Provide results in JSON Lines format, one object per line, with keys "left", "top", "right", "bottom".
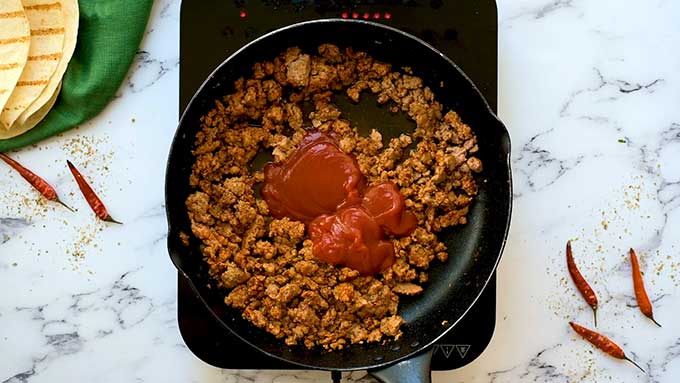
{"left": 178, "top": 0, "right": 498, "bottom": 371}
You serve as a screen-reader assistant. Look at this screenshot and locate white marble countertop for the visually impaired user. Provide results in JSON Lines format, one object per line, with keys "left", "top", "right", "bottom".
{"left": 1, "top": 0, "right": 679, "bottom": 382}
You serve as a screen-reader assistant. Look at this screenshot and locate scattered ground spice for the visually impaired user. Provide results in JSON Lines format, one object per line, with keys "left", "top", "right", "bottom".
{"left": 0, "top": 133, "right": 115, "bottom": 269}
{"left": 60, "top": 135, "right": 114, "bottom": 178}
{"left": 66, "top": 221, "right": 103, "bottom": 270}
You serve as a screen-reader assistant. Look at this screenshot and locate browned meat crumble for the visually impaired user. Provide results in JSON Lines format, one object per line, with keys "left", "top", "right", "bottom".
{"left": 185, "top": 44, "right": 481, "bottom": 350}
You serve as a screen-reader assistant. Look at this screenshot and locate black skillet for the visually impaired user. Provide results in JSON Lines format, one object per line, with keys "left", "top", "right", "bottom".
{"left": 166, "top": 19, "right": 512, "bottom": 383}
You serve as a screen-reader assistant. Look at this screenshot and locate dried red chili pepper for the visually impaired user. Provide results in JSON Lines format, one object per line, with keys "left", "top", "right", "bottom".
{"left": 629, "top": 248, "right": 661, "bottom": 327}
{"left": 0, "top": 152, "right": 72, "bottom": 211}
{"left": 569, "top": 321, "right": 645, "bottom": 373}
{"left": 66, "top": 160, "right": 121, "bottom": 224}
{"left": 566, "top": 241, "right": 598, "bottom": 326}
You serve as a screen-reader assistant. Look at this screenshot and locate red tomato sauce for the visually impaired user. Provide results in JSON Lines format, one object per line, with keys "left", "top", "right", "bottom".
{"left": 262, "top": 132, "right": 416, "bottom": 275}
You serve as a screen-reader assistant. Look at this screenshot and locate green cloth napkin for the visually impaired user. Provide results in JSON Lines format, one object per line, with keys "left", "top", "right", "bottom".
{"left": 0, "top": 0, "right": 154, "bottom": 152}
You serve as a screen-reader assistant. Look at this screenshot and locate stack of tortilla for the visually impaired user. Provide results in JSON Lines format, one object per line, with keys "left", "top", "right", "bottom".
{"left": 0, "top": 0, "right": 78, "bottom": 139}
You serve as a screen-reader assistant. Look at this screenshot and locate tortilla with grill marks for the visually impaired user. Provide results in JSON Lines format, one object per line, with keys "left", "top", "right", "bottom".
{"left": 18, "top": 0, "right": 78, "bottom": 125}
{"left": 0, "top": 81, "right": 60, "bottom": 139}
{"left": 0, "top": 0, "right": 30, "bottom": 116}
{"left": 1, "top": 0, "right": 65, "bottom": 129}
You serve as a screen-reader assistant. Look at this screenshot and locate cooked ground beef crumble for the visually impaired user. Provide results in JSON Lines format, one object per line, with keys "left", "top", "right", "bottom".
{"left": 185, "top": 44, "right": 482, "bottom": 350}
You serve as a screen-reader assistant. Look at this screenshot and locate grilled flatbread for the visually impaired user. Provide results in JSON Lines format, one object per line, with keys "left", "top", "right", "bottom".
{"left": 18, "top": 0, "right": 77, "bottom": 125}
{"left": 1, "top": 0, "right": 65, "bottom": 129}
{"left": 0, "top": 81, "right": 60, "bottom": 139}
{"left": 0, "top": 1, "right": 31, "bottom": 116}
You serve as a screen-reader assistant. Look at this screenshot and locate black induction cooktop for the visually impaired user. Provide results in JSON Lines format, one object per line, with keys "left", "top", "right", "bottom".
{"left": 178, "top": 0, "right": 498, "bottom": 373}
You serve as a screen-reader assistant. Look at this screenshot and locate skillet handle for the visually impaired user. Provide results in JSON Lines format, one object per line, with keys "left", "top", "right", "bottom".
{"left": 368, "top": 348, "right": 433, "bottom": 383}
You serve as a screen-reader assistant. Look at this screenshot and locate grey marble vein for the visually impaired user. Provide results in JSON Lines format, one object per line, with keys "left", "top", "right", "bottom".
{"left": 560, "top": 68, "right": 664, "bottom": 119}
{"left": 512, "top": 136, "right": 585, "bottom": 196}
{"left": 533, "top": 0, "right": 574, "bottom": 19}
{"left": 0, "top": 218, "right": 29, "bottom": 244}
{"left": 502, "top": 0, "right": 576, "bottom": 24}
{"left": 125, "top": 51, "right": 180, "bottom": 94}
{"left": 487, "top": 344, "right": 577, "bottom": 383}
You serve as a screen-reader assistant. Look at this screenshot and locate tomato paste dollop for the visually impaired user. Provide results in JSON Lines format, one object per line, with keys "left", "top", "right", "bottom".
{"left": 262, "top": 132, "right": 416, "bottom": 275}
{"left": 262, "top": 132, "right": 364, "bottom": 222}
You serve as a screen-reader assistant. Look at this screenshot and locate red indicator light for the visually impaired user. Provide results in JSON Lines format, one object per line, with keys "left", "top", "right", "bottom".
{"left": 384, "top": 12, "right": 392, "bottom": 20}
{"left": 363, "top": 12, "right": 370, "bottom": 19}
{"left": 341, "top": 12, "right": 348, "bottom": 19}
{"left": 239, "top": 10, "right": 247, "bottom": 18}
{"left": 373, "top": 12, "right": 381, "bottom": 19}
{"left": 352, "top": 12, "right": 359, "bottom": 19}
